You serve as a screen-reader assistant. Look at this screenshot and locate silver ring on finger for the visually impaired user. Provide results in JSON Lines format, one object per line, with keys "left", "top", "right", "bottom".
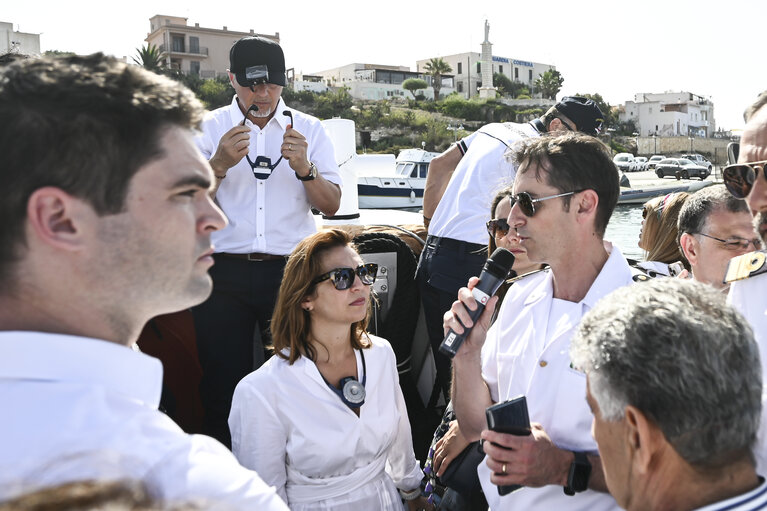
{"left": 502, "top": 463, "right": 507, "bottom": 475}
{"left": 288, "top": 144, "right": 292, "bottom": 151}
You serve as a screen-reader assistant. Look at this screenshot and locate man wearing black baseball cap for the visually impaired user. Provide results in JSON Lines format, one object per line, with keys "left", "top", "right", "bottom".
{"left": 193, "top": 36, "right": 342, "bottom": 447}
{"left": 418, "top": 96, "right": 604, "bottom": 402}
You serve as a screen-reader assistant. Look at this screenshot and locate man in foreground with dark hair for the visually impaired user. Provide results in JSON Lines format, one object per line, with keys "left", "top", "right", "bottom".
{"left": 677, "top": 184, "right": 761, "bottom": 290}
{"left": 571, "top": 278, "right": 765, "bottom": 511}
{"left": 445, "top": 133, "right": 627, "bottom": 509}
{"left": 0, "top": 54, "right": 287, "bottom": 509}
{"left": 419, "top": 96, "right": 604, "bottom": 401}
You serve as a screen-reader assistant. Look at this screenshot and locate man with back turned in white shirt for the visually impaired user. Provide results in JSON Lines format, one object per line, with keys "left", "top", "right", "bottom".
{"left": 0, "top": 53, "right": 287, "bottom": 510}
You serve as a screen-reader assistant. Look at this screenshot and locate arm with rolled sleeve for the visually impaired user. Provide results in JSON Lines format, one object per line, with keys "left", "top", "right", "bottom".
{"left": 229, "top": 378, "right": 289, "bottom": 504}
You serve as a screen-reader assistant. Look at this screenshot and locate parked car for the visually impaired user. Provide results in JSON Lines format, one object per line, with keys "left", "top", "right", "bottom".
{"left": 647, "top": 155, "right": 665, "bottom": 170}
{"left": 655, "top": 158, "right": 710, "bottom": 180}
{"left": 680, "top": 153, "right": 713, "bottom": 172}
{"left": 613, "top": 153, "right": 635, "bottom": 172}
{"left": 632, "top": 156, "right": 648, "bottom": 172}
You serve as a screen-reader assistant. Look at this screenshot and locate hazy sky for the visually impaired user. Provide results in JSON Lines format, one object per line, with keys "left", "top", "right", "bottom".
{"left": 5, "top": 0, "right": 764, "bottom": 131}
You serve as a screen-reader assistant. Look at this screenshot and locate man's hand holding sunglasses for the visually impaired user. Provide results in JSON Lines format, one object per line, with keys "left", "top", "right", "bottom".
{"left": 209, "top": 124, "right": 251, "bottom": 180}
{"left": 281, "top": 120, "right": 313, "bottom": 179}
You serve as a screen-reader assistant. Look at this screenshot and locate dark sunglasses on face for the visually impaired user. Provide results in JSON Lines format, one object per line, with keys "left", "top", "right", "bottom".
{"left": 723, "top": 160, "right": 767, "bottom": 199}
{"left": 509, "top": 190, "right": 583, "bottom": 217}
{"left": 695, "top": 232, "right": 764, "bottom": 251}
{"left": 312, "top": 263, "right": 379, "bottom": 290}
{"left": 486, "top": 218, "right": 511, "bottom": 238}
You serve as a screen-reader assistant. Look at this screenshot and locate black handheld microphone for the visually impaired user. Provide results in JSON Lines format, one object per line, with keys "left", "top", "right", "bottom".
{"left": 439, "top": 248, "right": 515, "bottom": 358}
{"left": 283, "top": 109, "right": 294, "bottom": 126}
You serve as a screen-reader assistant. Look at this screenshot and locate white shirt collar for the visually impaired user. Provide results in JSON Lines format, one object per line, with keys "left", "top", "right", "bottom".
{"left": 0, "top": 331, "right": 163, "bottom": 408}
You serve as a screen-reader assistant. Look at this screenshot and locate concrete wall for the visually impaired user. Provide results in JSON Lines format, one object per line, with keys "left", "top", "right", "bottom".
{"left": 0, "top": 21, "right": 41, "bottom": 56}
{"left": 636, "top": 136, "right": 732, "bottom": 164}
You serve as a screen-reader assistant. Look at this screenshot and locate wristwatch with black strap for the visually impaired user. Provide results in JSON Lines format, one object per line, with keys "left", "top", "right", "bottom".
{"left": 296, "top": 161, "right": 318, "bottom": 181}
{"left": 564, "top": 451, "right": 591, "bottom": 495}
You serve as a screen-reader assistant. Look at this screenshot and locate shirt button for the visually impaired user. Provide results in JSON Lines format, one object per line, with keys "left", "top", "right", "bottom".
{"left": 539, "top": 360, "right": 548, "bottom": 367}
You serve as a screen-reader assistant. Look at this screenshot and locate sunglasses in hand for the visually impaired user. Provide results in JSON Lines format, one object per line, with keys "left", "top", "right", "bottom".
{"left": 312, "top": 263, "right": 379, "bottom": 291}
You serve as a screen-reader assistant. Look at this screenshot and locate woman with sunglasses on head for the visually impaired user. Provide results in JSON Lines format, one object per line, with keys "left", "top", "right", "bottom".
{"left": 637, "top": 192, "right": 690, "bottom": 276}
{"left": 426, "top": 185, "right": 546, "bottom": 511}
{"left": 229, "top": 229, "right": 432, "bottom": 511}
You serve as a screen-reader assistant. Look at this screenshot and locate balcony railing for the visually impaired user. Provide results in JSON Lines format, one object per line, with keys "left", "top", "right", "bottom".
{"left": 158, "top": 44, "right": 209, "bottom": 56}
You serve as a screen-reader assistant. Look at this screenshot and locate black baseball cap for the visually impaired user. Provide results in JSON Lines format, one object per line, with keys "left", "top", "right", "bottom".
{"left": 555, "top": 96, "right": 604, "bottom": 135}
{"left": 229, "top": 36, "right": 286, "bottom": 87}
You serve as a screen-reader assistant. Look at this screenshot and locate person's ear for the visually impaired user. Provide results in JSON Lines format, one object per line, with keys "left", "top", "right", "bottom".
{"left": 300, "top": 295, "right": 314, "bottom": 313}
{"left": 625, "top": 405, "right": 659, "bottom": 475}
{"left": 227, "top": 71, "right": 237, "bottom": 89}
{"left": 574, "top": 189, "right": 599, "bottom": 224}
{"left": 679, "top": 232, "right": 698, "bottom": 265}
{"left": 26, "top": 187, "right": 92, "bottom": 252}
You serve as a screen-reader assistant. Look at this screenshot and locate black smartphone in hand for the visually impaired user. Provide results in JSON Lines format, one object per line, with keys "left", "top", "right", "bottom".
{"left": 485, "top": 396, "right": 531, "bottom": 496}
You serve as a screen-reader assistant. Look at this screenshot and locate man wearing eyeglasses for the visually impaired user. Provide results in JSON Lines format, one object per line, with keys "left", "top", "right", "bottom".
{"left": 418, "top": 97, "right": 604, "bottom": 402}
{"left": 193, "top": 36, "right": 342, "bottom": 447}
{"left": 445, "top": 133, "right": 629, "bottom": 510}
{"left": 677, "top": 185, "right": 760, "bottom": 291}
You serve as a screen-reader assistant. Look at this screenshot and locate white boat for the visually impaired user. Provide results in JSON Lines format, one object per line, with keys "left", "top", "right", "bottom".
{"left": 617, "top": 179, "right": 714, "bottom": 204}
{"left": 357, "top": 149, "right": 439, "bottom": 209}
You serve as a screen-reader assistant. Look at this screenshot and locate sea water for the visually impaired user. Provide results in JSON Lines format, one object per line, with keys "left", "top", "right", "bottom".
{"left": 605, "top": 205, "right": 644, "bottom": 261}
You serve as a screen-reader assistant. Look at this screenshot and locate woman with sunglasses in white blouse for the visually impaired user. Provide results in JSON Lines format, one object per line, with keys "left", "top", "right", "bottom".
{"left": 229, "top": 229, "right": 432, "bottom": 511}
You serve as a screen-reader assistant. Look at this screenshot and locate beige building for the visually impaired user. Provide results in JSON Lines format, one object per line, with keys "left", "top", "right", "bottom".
{"left": 1, "top": 21, "right": 41, "bottom": 56}
{"left": 145, "top": 15, "right": 279, "bottom": 79}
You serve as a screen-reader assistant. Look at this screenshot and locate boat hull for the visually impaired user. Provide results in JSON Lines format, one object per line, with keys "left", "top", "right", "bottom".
{"left": 617, "top": 180, "right": 713, "bottom": 204}
{"left": 358, "top": 180, "right": 424, "bottom": 209}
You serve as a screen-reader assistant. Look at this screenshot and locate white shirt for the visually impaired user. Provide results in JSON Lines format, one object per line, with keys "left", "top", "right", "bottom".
{"left": 728, "top": 274, "right": 767, "bottom": 474}
{"left": 479, "top": 245, "right": 633, "bottom": 510}
{"left": 196, "top": 96, "right": 342, "bottom": 255}
{"left": 229, "top": 335, "right": 423, "bottom": 511}
{"left": 429, "top": 122, "right": 540, "bottom": 245}
{"left": 0, "top": 332, "right": 287, "bottom": 510}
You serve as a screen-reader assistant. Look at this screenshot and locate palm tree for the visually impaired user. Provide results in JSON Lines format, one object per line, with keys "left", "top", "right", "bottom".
{"left": 133, "top": 44, "right": 165, "bottom": 71}
{"left": 423, "top": 58, "right": 452, "bottom": 101}
{"left": 533, "top": 69, "right": 564, "bottom": 100}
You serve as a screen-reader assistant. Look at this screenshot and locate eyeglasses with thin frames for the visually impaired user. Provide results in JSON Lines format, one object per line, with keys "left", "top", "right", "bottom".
{"left": 723, "top": 160, "right": 767, "bottom": 199}
{"left": 312, "top": 263, "right": 379, "bottom": 291}
{"left": 509, "top": 190, "right": 584, "bottom": 217}
{"left": 695, "top": 232, "right": 764, "bottom": 251}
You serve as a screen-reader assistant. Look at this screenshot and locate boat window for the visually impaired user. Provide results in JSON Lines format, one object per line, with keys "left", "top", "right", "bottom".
{"left": 419, "top": 163, "right": 428, "bottom": 178}
{"left": 397, "top": 163, "right": 414, "bottom": 176}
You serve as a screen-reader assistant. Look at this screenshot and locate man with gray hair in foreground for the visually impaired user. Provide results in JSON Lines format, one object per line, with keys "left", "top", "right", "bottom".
{"left": 570, "top": 278, "right": 766, "bottom": 511}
